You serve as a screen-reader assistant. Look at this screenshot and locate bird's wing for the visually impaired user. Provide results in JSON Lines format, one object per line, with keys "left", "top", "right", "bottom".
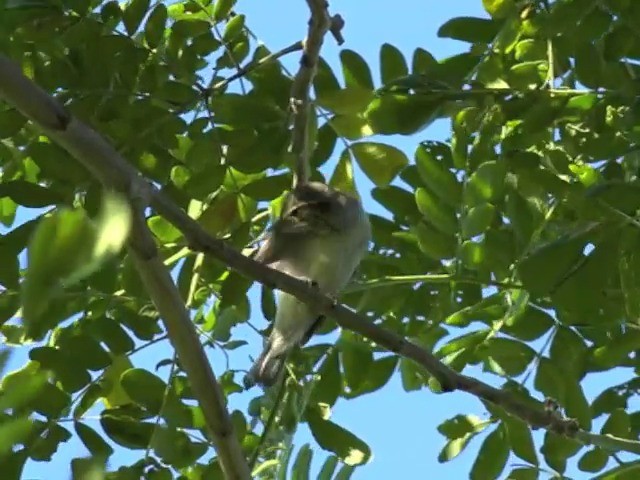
{"left": 251, "top": 230, "right": 282, "bottom": 265}
{"left": 252, "top": 202, "right": 334, "bottom": 265}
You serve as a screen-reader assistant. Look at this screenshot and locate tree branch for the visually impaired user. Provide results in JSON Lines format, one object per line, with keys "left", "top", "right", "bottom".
{"left": 0, "top": 54, "right": 251, "bottom": 480}
{"left": 290, "top": 0, "right": 336, "bottom": 187}
{"left": 3, "top": 48, "right": 640, "bottom": 459}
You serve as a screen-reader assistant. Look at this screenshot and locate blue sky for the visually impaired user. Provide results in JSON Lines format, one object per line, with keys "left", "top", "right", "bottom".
{"left": 6, "top": 1, "right": 636, "bottom": 479}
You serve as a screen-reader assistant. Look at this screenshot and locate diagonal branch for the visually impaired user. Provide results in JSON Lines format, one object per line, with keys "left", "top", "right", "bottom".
{"left": 210, "top": 40, "right": 304, "bottom": 93}
{"left": 0, "top": 55, "right": 251, "bottom": 480}
{"left": 3, "top": 46, "right": 640, "bottom": 461}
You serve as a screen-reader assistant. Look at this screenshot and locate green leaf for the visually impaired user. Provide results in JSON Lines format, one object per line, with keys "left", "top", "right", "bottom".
{"left": 291, "top": 444, "right": 313, "bottom": 480}
{"left": 22, "top": 208, "right": 92, "bottom": 333}
{"left": 413, "top": 221, "right": 456, "bottom": 260}
{"left": 437, "top": 415, "right": 488, "bottom": 462}
{"left": 461, "top": 203, "right": 496, "bottom": 239}
{"left": 371, "top": 186, "right": 421, "bottom": 223}
{"left": 241, "top": 174, "right": 290, "bottom": 201}
{"left": 601, "top": 408, "right": 630, "bottom": 438}
{"left": 317, "top": 455, "right": 339, "bottom": 480}
{"left": 22, "top": 192, "right": 131, "bottom": 337}
{"left": 503, "top": 416, "right": 537, "bottom": 465}
{"left": 483, "top": 0, "right": 516, "bottom": 18}
{"left": 123, "top": 0, "right": 150, "bottom": 35}
{"left": 578, "top": 448, "right": 609, "bottom": 473}
{"left": 438, "top": 17, "right": 502, "bottom": 43}
{"left": 399, "top": 357, "right": 423, "bottom": 392}
{"left": 591, "top": 330, "right": 640, "bottom": 369}
{"left": 619, "top": 230, "right": 640, "bottom": 324}
{"left": 534, "top": 358, "right": 565, "bottom": 403}
{"left": 334, "top": 464, "right": 356, "bottom": 480}
{"left": 351, "top": 142, "right": 408, "bottom": 186}
{"left": 503, "top": 305, "right": 555, "bottom": 341}
{"left": 464, "top": 161, "right": 506, "bottom": 205}
{"left": 310, "top": 349, "right": 341, "bottom": 407}
{"left": 223, "top": 14, "right": 245, "bottom": 42}
{"left": 307, "top": 409, "right": 371, "bottom": 466}
{"left": 329, "top": 114, "right": 373, "bottom": 140}
{"left": 480, "top": 337, "right": 535, "bottom": 377}
{"left": 314, "top": 57, "right": 341, "bottom": 99}
{"left": 0, "top": 417, "right": 33, "bottom": 456}
{"left": 380, "top": 43, "right": 408, "bottom": 84}
{"left": 541, "top": 431, "right": 581, "bottom": 474}
{"left": 340, "top": 49, "right": 374, "bottom": 90}
{"left": 74, "top": 421, "right": 114, "bottom": 460}
{"left": 365, "top": 94, "right": 444, "bottom": 135}
{"left": 593, "top": 460, "right": 640, "bottom": 479}
{"left": 0, "top": 449, "right": 28, "bottom": 479}
{"left": 470, "top": 424, "right": 509, "bottom": 480}
{"left": 517, "top": 229, "right": 592, "bottom": 296}
{"left": 276, "top": 444, "right": 294, "bottom": 480}
{"left": 506, "top": 468, "right": 538, "bottom": 480}
{"left": 100, "top": 414, "right": 154, "bottom": 450}
{"left": 0, "top": 108, "right": 27, "bottom": 138}
{"left": 329, "top": 150, "right": 358, "bottom": 196}
{"left": 312, "top": 122, "right": 338, "bottom": 168}
{"left": 0, "top": 180, "right": 65, "bottom": 207}
{"left": 209, "top": 94, "right": 286, "bottom": 128}
{"left": 415, "top": 188, "right": 458, "bottom": 235}
{"left": 549, "top": 327, "right": 587, "bottom": 378}
{"left": 151, "top": 426, "right": 207, "bottom": 468}
{"left": 213, "top": 0, "right": 236, "bottom": 21}
{"left": 0, "top": 249, "right": 19, "bottom": 290}
{"left": 101, "top": 355, "right": 135, "bottom": 408}
{"left": 29, "top": 423, "right": 72, "bottom": 461}
{"left": 340, "top": 333, "right": 373, "bottom": 392}
{"left": 415, "top": 143, "right": 461, "bottom": 207}
{"left": 144, "top": 3, "right": 167, "bottom": 48}
{"left": 0, "top": 363, "right": 46, "bottom": 410}
{"left": 252, "top": 459, "right": 279, "bottom": 477}
{"left": 41, "top": 355, "right": 88, "bottom": 396}
{"left": 120, "top": 368, "right": 167, "bottom": 414}
{"left": 316, "top": 87, "right": 373, "bottom": 115}
{"left": 31, "top": 382, "right": 72, "bottom": 419}
{"left": 342, "top": 356, "right": 397, "bottom": 398}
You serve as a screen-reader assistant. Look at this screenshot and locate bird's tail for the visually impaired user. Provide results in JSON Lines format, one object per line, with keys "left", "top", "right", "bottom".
{"left": 243, "top": 345, "right": 284, "bottom": 389}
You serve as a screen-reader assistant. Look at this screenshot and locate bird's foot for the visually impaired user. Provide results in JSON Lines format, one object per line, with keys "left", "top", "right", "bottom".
{"left": 327, "top": 293, "right": 338, "bottom": 309}
{"left": 305, "top": 278, "right": 320, "bottom": 290}
{"left": 303, "top": 279, "right": 337, "bottom": 308}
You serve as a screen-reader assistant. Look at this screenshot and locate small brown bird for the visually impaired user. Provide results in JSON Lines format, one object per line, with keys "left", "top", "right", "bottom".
{"left": 244, "top": 182, "right": 371, "bottom": 388}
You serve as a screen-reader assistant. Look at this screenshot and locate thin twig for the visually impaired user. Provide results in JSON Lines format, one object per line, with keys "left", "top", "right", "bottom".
{"left": 346, "top": 274, "right": 522, "bottom": 293}
{"left": 211, "top": 41, "right": 304, "bottom": 93}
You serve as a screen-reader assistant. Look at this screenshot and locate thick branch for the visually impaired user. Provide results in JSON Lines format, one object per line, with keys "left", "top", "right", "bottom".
{"left": 289, "top": 0, "right": 334, "bottom": 187}
{"left": 3, "top": 54, "right": 640, "bottom": 458}
{"left": 0, "top": 55, "right": 251, "bottom": 480}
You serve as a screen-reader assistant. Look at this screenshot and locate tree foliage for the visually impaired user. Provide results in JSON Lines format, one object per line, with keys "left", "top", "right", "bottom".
{"left": 2, "top": 0, "right": 640, "bottom": 479}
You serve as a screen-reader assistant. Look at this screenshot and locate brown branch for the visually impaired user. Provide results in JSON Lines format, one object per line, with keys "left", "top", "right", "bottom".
{"left": 3, "top": 52, "right": 640, "bottom": 458}
{"left": 0, "top": 54, "right": 251, "bottom": 480}
{"left": 289, "top": 0, "right": 334, "bottom": 187}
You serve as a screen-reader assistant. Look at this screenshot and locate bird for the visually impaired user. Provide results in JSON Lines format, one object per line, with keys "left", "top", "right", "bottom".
{"left": 243, "top": 181, "right": 371, "bottom": 388}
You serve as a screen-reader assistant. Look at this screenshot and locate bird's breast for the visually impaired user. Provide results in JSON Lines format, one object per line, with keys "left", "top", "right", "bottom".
{"left": 277, "top": 231, "right": 365, "bottom": 294}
